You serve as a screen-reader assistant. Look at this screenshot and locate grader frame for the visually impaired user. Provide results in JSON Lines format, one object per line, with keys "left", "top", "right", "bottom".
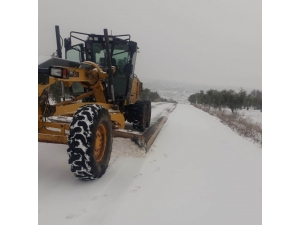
{"left": 38, "top": 26, "right": 169, "bottom": 180}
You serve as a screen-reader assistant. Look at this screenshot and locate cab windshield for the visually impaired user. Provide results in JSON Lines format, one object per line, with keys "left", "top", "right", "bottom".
{"left": 92, "top": 42, "right": 131, "bottom": 97}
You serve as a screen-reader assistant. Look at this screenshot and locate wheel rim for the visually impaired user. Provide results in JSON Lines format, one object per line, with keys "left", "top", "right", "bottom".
{"left": 94, "top": 124, "right": 107, "bottom": 162}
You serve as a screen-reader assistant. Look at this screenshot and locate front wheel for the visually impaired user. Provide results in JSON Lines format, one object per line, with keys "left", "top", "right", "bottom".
{"left": 67, "top": 104, "right": 113, "bottom": 180}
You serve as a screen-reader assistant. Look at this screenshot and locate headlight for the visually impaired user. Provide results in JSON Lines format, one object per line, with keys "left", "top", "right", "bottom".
{"left": 50, "top": 68, "right": 62, "bottom": 77}
{"left": 49, "top": 67, "right": 69, "bottom": 79}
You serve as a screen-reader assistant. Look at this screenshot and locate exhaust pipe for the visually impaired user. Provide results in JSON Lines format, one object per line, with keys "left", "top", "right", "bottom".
{"left": 55, "top": 25, "right": 62, "bottom": 58}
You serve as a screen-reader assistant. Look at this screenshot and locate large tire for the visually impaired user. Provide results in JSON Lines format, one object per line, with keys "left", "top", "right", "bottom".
{"left": 145, "top": 100, "right": 151, "bottom": 127}
{"left": 67, "top": 104, "right": 113, "bottom": 180}
{"left": 133, "top": 101, "right": 147, "bottom": 132}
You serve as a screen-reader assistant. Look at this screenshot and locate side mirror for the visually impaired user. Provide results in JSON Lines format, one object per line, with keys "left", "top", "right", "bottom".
{"left": 64, "top": 38, "right": 71, "bottom": 50}
{"left": 129, "top": 41, "right": 138, "bottom": 52}
{"left": 65, "top": 44, "right": 85, "bottom": 62}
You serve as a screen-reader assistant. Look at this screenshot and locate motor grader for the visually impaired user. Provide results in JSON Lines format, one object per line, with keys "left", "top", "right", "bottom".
{"left": 38, "top": 26, "right": 155, "bottom": 180}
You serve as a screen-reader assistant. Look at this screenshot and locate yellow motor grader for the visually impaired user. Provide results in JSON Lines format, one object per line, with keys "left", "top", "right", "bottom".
{"left": 38, "top": 26, "right": 164, "bottom": 180}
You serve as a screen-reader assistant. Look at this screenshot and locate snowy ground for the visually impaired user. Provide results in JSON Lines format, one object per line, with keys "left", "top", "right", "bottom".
{"left": 239, "top": 108, "right": 262, "bottom": 124}
{"left": 39, "top": 103, "right": 261, "bottom": 225}
{"left": 205, "top": 106, "right": 262, "bottom": 124}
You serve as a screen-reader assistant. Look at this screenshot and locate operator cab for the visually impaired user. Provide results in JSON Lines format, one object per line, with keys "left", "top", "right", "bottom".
{"left": 64, "top": 32, "right": 138, "bottom": 103}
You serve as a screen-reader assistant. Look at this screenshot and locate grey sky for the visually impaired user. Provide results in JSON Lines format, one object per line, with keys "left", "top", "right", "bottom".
{"left": 39, "top": 0, "right": 261, "bottom": 90}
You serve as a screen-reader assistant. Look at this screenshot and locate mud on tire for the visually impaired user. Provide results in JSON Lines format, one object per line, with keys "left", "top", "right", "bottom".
{"left": 67, "top": 104, "right": 112, "bottom": 180}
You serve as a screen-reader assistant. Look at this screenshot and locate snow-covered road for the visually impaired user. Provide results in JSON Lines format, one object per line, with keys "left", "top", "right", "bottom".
{"left": 39, "top": 103, "right": 261, "bottom": 225}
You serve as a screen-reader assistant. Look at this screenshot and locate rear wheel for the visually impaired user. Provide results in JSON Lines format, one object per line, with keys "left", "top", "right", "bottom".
{"left": 67, "top": 104, "right": 112, "bottom": 180}
{"left": 133, "top": 101, "right": 147, "bottom": 132}
{"left": 145, "top": 100, "right": 151, "bottom": 127}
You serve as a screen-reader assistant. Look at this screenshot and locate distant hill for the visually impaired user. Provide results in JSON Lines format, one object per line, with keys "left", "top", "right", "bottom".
{"left": 142, "top": 78, "right": 260, "bottom": 104}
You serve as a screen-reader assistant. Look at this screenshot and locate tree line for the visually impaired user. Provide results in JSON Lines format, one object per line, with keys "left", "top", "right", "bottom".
{"left": 139, "top": 88, "right": 177, "bottom": 103}
{"left": 188, "top": 89, "right": 262, "bottom": 112}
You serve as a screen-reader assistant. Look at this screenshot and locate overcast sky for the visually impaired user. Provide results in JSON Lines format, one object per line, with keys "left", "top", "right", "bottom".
{"left": 39, "top": 0, "right": 261, "bottom": 90}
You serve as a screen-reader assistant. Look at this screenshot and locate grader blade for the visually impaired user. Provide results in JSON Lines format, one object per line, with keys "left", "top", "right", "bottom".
{"left": 40, "top": 115, "right": 168, "bottom": 149}
{"left": 113, "top": 116, "right": 167, "bottom": 152}
{"left": 113, "top": 103, "right": 177, "bottom": 152}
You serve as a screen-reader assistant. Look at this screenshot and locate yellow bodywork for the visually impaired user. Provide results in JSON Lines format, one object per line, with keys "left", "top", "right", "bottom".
{"left": 38, "top": 61, "right": 125, "bottom": 144}
{"left": 129, "top": 77, "right": 143, "bottom": 104}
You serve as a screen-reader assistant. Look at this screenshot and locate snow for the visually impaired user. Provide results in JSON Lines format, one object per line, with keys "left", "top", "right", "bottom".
{"left": 209, "top": 107, "right": 262, "bottom": 125}
{"left": 39, "top": 103, "right": 261, "bottom": 225}
{"left": 111, "top": 138, "right": 146, "bottom": 158}
{"left": 149, "top": 102, "right": 175, "bottom": 124}
{"left": 239, "top": 108, "right": 262, "bottom": 124}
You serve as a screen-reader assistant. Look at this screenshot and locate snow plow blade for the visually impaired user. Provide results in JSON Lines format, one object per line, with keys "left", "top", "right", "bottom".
{"left": 113, "top": 116, "right": 167, "bottom": 152}
{"left": 113, "top": 104, "right": 176, "bottom": 152}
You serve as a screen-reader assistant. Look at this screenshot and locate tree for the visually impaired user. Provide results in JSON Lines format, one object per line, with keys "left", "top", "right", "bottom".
{"left": 149, "top": 91, "right": 161, "bottom": 101}
{"left": 250, "top": 89, "right": 262, "bottom": 110}
{"left": 189, "top": 88, "right": 262, "bottom": 113}
{"left": 140, "top": 88, "right": 151, "bottom": 100}
{"left": 196, "top": 90, "right": 205, "bottom": 104}
{"left": 188, "top": 94, "right": 197, "bottom": 104}
{"left": 212, "top": 90, "right": 222, "bottom": 109}
{"left": 225, "top": 90, "right": 239, "bottom": 113}
{"left": 244, "top": 94, "right": 252, "bottom": 110}
{"left": 238, "top": 88, "right": 247, "bottom": 109}
{"left": 220, "top": 89, "right": 229, "bottom": 109}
